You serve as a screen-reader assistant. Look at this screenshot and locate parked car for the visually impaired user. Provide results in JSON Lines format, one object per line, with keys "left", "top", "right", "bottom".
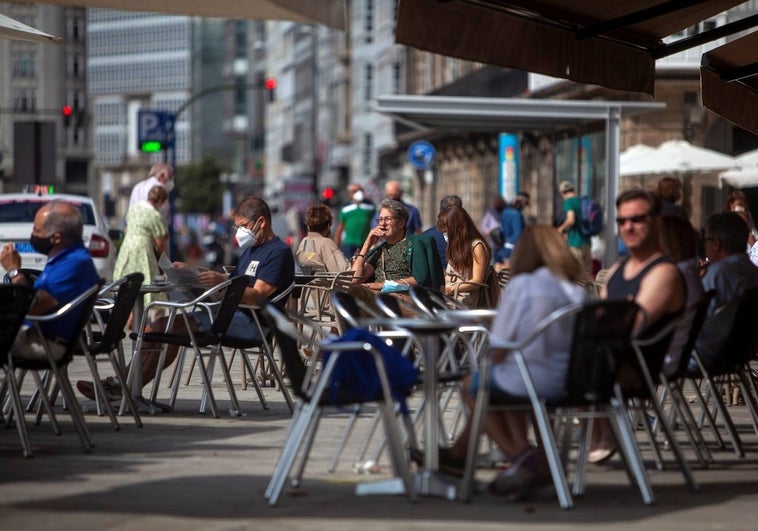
{"left": 0, "top": 193, "right": 116, "bottom": 281}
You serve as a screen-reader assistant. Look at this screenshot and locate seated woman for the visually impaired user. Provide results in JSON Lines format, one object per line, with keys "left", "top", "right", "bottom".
{"left": 436, "top": 205, "right": 492, "bottom": 307}
{"left": 439, "top": 226, "right": 588, "bottom": 499}
{"left": 296, "top": 203, "right": 351, "bottom": 273}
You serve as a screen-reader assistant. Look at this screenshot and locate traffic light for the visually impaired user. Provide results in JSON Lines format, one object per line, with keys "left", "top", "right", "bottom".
{"left": 321, "top": 187, "right": 335, "bottom": 206}
{"left": 61, "top": 105, "right": 73, "bottom": 128}
{"left": 264, "top": 77, "right": 276, "bottom": 103}
{"left": 140, "top": 141, "right": 163, "bottom": 153}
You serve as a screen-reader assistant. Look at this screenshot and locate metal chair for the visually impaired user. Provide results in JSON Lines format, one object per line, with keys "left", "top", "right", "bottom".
{"left": 80, "top": 272, "right": 145, "bottom": 429}
{"left": 0, "top": 284, "right": 37, "bottom": 457}
{"left": 461, "top": 299, "right": 650, "bottom": 509}
{"left": 220, "top": 282, "right": 295, "bottom": 413}
{"left": 129, "top": 275, "right": 249, "bottom": 417}
{"left": 684, "top": 287, "right": 758, "bottom": 458}
{"left": 8, "top": 282, "right": 102, "bottom": 453}
{"left": 261, "top": 303, "right": 414, "bottom": 507}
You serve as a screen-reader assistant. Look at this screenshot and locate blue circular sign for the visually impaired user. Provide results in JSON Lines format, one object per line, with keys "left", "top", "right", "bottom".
{"left": 408, "top": 140, "right": 436, "bottom": 170}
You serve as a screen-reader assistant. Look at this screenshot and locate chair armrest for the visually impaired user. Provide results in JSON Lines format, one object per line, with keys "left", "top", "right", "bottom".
{"left": 25, "top": 283, "right": 101, "bottom": 323}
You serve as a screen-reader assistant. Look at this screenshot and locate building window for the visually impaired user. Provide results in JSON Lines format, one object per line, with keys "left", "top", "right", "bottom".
{"left": 235, "top": 76, "right": 247, "bottom": 114}
{"left": 393, "top": 62, "right": 402, "bottom": 94}
{"left": 365, "top": 0, "right": 374, "bottom": 43}
{"left": 12, "top": 51, "right": 36, "bottom": 78}
{"left": 13, "top": 88, "right": 36, "bottom": 112}
{"left": 365, "top": 64, "right": 373, "bottom": 102}
{"left": 363, "top": 133, "right": 372, "bottom": 174}
{"left": 235, "top": 20, "right": 247, "bottom": 58}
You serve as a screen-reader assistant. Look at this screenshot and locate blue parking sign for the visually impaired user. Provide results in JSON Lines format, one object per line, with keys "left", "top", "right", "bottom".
{"left": 137, "top": 110, "right": 174, "bottom": 150}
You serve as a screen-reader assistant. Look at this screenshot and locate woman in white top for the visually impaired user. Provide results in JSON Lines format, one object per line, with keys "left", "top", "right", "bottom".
{"left": 441, "top": 225, "right": 588, "bottom": 498}
{"left": 296, "top": 203, "right": 351, "bottom": 273}
{"left": 437, "top": 205, "right": 491, "bottom": 307}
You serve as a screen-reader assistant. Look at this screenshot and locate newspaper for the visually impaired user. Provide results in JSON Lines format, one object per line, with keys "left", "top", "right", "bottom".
{"left": 158, "top": 253, "right": 204, "bottom": 290}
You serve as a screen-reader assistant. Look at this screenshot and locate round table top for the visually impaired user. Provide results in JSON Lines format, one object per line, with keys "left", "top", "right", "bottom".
{"left": 436, "top": 308, "right": 498, "bottom": 324}
{"left": 140, "top": 282, "right": 176, "bottom": 293}
{"left": 360, "top": 317, "right": 459, "bottom": 333}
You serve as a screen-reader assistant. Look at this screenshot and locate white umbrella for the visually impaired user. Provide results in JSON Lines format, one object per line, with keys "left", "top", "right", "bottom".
{"left": 620, "top": 139, "right": 737, "bottom": 177}
{"left": 0, "top": 12, "right": 62, "bottom": 44}
{"left": 720, "top": 167, "right": 758, "bottom": 189}
{"left": 620, "top": 144, "right": 654, "bottom": 168}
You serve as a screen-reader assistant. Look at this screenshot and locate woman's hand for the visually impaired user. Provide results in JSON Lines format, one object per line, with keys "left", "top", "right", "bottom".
{"left": 364, "top": 226, "right": 386, "bottom": 248}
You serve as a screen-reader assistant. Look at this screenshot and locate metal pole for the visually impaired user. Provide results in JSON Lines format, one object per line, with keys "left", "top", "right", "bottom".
{"left": 604, "top": 105, "right": 621, "bottom": 268}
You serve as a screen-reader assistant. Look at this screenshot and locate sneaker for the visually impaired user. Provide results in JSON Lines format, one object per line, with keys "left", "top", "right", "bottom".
{"left": 76, "top": 377, "right": 122, "bottom": 401}
{"left": 409, "top": 447, "right": 467, "bottom": 477}
{"left": 489, "top": 448, "right": 552, "bottom": 500}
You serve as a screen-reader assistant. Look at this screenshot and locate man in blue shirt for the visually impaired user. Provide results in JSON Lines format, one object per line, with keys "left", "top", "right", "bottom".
{"left": 695, "top": 212, "right": 758, "bottom": 370}
{"left": 1, "top": 201, "right": 99, "bottom": 361}
{"left": 78, "top": 196, "right": 295, "bottom": 399}
{"left": 499, "top": 192, "right": 529, "bottom": 263}
{"left": 423, "top": 194, "right": 462, "bottom": 269}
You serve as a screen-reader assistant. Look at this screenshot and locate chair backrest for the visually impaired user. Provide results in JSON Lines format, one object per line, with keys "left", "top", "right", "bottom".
{"left": 408, "top": 285, "right": 445, "bottom": 317}
{"left": 261, "top": 304, "right": 309, "bottom": 398}
{"left": 209, "top": 275, "right": 250, "bottom": 337}
{"left": 564, "top": 299, "right": 639, "bottom": 403}
{"left": 64, "top": 282, "right": 103, "bottom": 361}
{"left": 0, "top": 285, "right": 37, "bottom": 367}
{"left": 702, "top": 286, "right": 758, "bottom": 368}
{"left": 375, "top": 293, "right": 402, "bottom": 318}
{"left": 98, "top": 273, "right": 144, "bottom": 347}
{"left": 332, "top": 290, "right": 363, "bottom": 330}
{"left": 663, "top": 290, "right": 715, "bottom": 379}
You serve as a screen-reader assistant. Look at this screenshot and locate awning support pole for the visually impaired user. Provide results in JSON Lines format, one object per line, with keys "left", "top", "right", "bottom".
{"left": 604, "top": 105, "right": 621, "bottom": 268}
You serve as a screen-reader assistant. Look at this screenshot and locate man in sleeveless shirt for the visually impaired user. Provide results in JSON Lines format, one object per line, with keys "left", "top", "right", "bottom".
{"left": 590, "top": 189, "right": 686, "bottom": 464}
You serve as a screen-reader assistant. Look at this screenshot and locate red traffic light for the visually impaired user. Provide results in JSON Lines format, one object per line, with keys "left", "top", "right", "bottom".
{"left": 264, "top": 77, "right": 277, "bottom": 90}
{"left": 322, "top": 187, "right": 335, "bottom": 201}
{"left": 62, "top": 105, "right": 73, "bottom": 117}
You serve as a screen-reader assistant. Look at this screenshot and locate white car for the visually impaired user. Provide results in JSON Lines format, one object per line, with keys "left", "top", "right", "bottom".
{"left": 0, "top": 193, "right": 116, "bottom": 281}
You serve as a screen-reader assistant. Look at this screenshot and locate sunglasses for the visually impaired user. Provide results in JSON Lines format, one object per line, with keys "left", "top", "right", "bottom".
{"left": 615, "top": 214, "right": 649, "bottom": 225}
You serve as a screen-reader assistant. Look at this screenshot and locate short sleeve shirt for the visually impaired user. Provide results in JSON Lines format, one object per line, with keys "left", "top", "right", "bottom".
{"left": 34, "top": 242, "right": 99, "bottom": 340}
{"left": 563, "top": 196, "right": 590, "bottom": 248}
{"left": 233, "top": 236, "right": 295, "bottom": 309}
{"left": 338, "top": 202, "right": 376, "bottom": 246}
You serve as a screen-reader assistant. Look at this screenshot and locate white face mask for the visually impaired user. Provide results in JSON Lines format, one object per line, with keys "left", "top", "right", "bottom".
{"left": 235, "top": 219, "right": 260, "bottom": 250}
{"left": 235, "top": 227, "right": 256, "bottom": 249}
{"left": 733, "top": 205, "right": 746, "bottom": 213}
{"left": 353, "top": 190, "right": 364, "bottom": 203}
{"left": 443, "top": 232, "right": 448, "bottom": 242}
{"left": 162, "top": 179, "right": 175, "bottom": 193}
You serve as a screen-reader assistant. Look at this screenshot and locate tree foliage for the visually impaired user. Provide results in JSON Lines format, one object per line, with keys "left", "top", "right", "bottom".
{"left": 176, "top": 157, "right": 228, "bottom": 216}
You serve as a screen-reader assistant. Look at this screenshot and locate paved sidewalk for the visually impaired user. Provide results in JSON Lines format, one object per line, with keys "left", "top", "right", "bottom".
{"left": 3, "top": 360, "right": 758, "bottom": 530}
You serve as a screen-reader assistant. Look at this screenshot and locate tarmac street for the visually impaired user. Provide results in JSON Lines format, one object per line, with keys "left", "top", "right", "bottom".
{"left": 3, "top": 359, "right": 758, "bottom": 530}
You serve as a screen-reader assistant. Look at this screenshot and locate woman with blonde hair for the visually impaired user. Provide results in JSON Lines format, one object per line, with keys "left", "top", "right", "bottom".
{"left": 437, "top": 205, "right": 491, "bottom": 306}
{"left": 434, "top": 225, "right": 588, "bottom": 499}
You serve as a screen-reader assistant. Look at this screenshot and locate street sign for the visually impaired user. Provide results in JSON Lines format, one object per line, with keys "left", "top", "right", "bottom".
{"left": 408, "top": 140, "right": 436, "bottom": 170}
{"left": 137, "top": 109, "right": 174, "bottom": 152}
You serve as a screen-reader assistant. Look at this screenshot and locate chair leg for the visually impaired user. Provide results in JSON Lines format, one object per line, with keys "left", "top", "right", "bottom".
{"left": 290, "top": 408, "right": 323, "bottom": 488}
{"left": 109, "top": 352, "right": 142, "bottom": 428}
{"left": 609, "top": 397, "right": 655, "bottom": 505}
{"left": 327, "top": 404, "right": 362, "bottom": 472}
{"left": 55, "top": 367, "right": 94, "bottom": 451}
{"left": 30, "top": 370, "right": 61, "bottom": 434}
{"left": 6, "top": 369, "right": 32, "bottom": 457}
{"left": 214, "top": 347, "right": 242, "bottom": 416}
{"left": 240, "top": 350, "right": 270, "bottom": 410}
{"left": 83, "top": 353, "right": 120, "bottom": 430}
{"left": 264, "top": 401, "right": 302, "bottom": 501}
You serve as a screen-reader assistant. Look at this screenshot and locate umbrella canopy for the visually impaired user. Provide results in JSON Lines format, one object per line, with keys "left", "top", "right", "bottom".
{"left": 720, "top": 167, "right": 758, "bottom": 189}
{"left": 620, "top": 139, "right": 737, "bottom": 177}
{"left": 620, "top": 144, "right": 654, "bottom": 168}
{"left": 0, "top": 12, "right": 61, "bottom": 44}
{"left": 737, "top": 148, "right": 758, "bottom": 166}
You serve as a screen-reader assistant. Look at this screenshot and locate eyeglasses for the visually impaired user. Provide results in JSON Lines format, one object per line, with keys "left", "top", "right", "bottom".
{"left": 376, "top": 216, "right": 399, "bottom": 224}
{"left": 615, "top": 214, "right": 649, "bottom": 226}
{"left": 234, "top": 217, "right": 260, "bottom": 231}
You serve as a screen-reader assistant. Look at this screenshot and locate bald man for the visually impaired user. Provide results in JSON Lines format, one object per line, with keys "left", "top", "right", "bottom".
{"left": 1, "top": 201, "right": 99, "bottom": 361}
{"left": 129, "top": 162, "right": 175, "bottom": 222}
{"left": 372, "top": 180, "right": 422, "bottom": 234}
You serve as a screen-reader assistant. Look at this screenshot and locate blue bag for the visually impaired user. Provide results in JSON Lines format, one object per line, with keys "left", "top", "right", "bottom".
{"left": 579, "top": 196, "right": 603, "bottom": 237}
{"left": 322, "top": 328, "right": 418, "bottom": 414}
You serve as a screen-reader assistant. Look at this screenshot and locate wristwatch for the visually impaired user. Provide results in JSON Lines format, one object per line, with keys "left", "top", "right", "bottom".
{"left": 7, "top": 268, "right": 20, "bottom": 281}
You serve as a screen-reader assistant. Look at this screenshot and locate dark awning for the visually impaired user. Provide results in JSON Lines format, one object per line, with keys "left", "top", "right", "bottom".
{"left": 396, "top": 0, "right": 750, "bottom": 96}
{"left": 702, "top": 31, "right": 758, "bottom": 135}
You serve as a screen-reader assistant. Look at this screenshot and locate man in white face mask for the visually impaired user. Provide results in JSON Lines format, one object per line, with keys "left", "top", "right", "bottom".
{"left": 128, "top": 162, "right": 175, "bottom": 223}
{"left": 79, "top": 196, "right": 296, "bottom": 398}
{"left": 333, "top": 183, "right": 376, "bottom": 259}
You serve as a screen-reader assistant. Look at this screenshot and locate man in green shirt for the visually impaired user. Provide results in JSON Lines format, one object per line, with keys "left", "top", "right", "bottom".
{"left": 557, "top": 180, "right": 592, "bottom": 272}
{"left": 333, "top": 183, "right": 376, "bottom": 259}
